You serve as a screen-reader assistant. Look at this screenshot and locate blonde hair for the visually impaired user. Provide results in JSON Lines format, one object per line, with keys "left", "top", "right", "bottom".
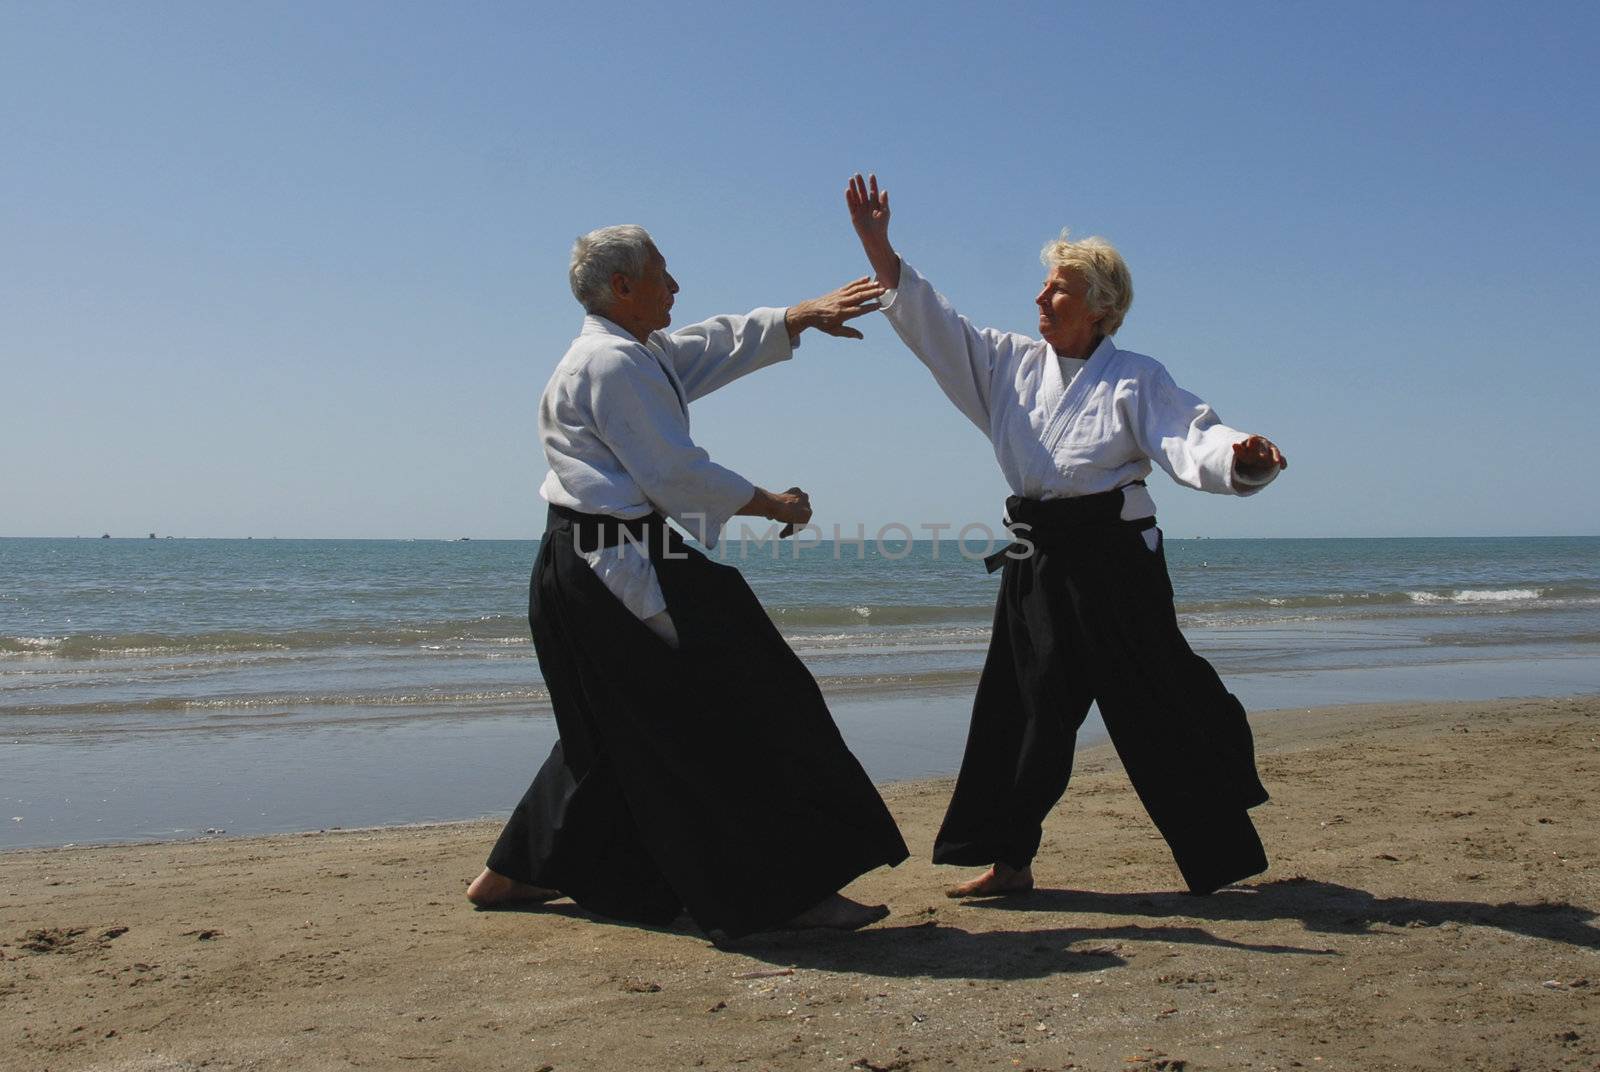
{"left": 1040, "top": 230, "right": 1133, "bottom": 336}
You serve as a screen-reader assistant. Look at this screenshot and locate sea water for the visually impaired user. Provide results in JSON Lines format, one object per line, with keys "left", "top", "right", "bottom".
{"left": 3, "top": 535, "right": 1597, "bottom": 847}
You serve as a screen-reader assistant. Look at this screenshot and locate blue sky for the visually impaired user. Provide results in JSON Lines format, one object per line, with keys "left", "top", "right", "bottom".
{"left": 4, "top": 2, "right": 1597, "bottom": 539}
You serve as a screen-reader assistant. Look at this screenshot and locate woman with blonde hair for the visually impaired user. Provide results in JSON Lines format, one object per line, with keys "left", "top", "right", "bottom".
{"left": 845, "top": 173, "right": 1286, "bottom": 898}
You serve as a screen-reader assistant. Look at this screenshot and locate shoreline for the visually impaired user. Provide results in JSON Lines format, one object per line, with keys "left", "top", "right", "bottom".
{"left": 4, "top": 694, "right": 1597, "bottom": 1071}
{"left": 7, "top": 691, "right": 1595, "bottom": 856}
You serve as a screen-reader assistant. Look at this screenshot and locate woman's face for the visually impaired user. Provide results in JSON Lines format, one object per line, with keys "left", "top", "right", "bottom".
{"left": 1035, "top": 266, "right": 1103, "bottom": 358}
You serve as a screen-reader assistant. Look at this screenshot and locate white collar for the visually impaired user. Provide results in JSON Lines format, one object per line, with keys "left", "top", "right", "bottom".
{"left": 1061, "top": 334, "right": 1115, "bottom": 365}
{"left": 580, "top": 314, "right": 641, "bottom": 341}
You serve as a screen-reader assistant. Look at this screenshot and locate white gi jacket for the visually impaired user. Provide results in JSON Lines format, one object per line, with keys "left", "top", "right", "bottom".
{"left": 539, "top": 309, "right": 796, "bottom": 620}
{"left": 879, "top": 262, "right": 1276, "bottom": 521}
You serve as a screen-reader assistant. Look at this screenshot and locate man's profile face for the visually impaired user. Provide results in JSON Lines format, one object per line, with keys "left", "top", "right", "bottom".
{"left": 629, "top": 246, "right": 678, "bottom": 333}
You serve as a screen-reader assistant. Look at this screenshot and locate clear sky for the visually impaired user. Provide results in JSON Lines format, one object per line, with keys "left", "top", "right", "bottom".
{"left": 4, "top": 2, "right": 1597, "bottom": 539}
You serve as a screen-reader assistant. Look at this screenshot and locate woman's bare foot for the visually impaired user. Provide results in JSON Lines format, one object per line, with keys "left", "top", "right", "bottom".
{"left": 945, "top": 863, "right": 1034, "bottom": 898}
{"left": 784, "top": 893, "right": 890, "bottom": 931}
{"left": 466, "top": 867, "right": 561, "bottom": 907}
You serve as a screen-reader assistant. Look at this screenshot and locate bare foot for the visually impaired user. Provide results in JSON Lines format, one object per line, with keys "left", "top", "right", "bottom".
{"left": 466, "top": 868, "right": 561, "bottom": 908}
{"left": 784, "top": 893, "right": 890, "bottom": 931}
{"left": 945, "top": 863, "right": 1034, "bottom": 898}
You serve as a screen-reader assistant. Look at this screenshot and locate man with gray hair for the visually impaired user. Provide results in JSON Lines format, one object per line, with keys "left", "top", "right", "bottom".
{"left": 468, "top": 225, "right": 907, "bottom": 935}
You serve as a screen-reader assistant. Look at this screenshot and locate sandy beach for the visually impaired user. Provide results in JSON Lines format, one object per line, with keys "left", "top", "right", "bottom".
{"left": 3, "top": 694, "right": 1596, "bottom": 1072}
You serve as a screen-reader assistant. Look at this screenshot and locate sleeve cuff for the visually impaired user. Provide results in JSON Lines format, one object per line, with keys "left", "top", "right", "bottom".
{"left": 672, "top": 474, "right": 755, "bottom": 550}
{"left": 750, "top": 306, "right": 798, "bottom": 363}
{"left": 879, "top": 259, "right": 922, "bottom": 314}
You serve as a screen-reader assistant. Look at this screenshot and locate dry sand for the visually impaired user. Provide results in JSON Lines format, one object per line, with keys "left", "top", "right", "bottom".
{"left": 3, "top": 695, "right": 1597, "bottom": 1072}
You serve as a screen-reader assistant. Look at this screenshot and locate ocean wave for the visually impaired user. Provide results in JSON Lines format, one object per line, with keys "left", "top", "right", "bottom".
{"left": 1187, "top": 590, "right": 1450, "bottom": 612}
{"left": 811, "top": 668, "right": 982, "bottom": 692}
{"left": 5, "top": 636, "right": 65, "bottom": 651}
{"left": 0, "top": 618, "right": 531, "bottom": 658}
{"left": 1175, "top": 585, "right": 1600, "bottom": 615}
{"left": 5, "top": 687, "right": 553, "bottom": 717}
{"left": 787, "top": 626, "right": 992, "bottom": 651}
{"left": 767, "top": 604, "right": 993, "bottom": 627}
{"left": 1408, "top": 588, "right": 1541, "bottom": 604}
{"left": 5, "top": 584, "right": 1593, "bottom": 660}
{"left": 0, "top": 612, "right": 996, "bottom": 659}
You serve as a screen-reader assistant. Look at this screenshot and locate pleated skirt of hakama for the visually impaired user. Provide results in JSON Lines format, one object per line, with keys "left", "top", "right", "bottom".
{"left": 488, "top": 510, "right": 908, "bottom": 938}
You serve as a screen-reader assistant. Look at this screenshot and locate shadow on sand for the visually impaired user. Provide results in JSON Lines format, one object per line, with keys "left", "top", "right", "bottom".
{"left": 964, "top": 878, "right": 1600, "bottom": 949}
{"left": 484, "top": 877, "right": 1597, "bottom": 981}
{"left": 726, "top": 917, "right": 1330, "bottom": 980}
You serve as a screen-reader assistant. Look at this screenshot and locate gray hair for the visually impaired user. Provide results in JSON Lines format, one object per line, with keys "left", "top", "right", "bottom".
{"left": 1040, "top": 229, "right": 1134, "bottom": 336}
{"left": 569, "top": 224, "right": 656, "bottom": 314}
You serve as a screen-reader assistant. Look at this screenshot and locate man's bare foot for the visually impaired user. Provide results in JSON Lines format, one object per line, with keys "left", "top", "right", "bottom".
{"left": 945, "top": 863, "right": 1034, "bottom": 898}
{"left": 784, "top": 893, "right": 890, "bottom": 931}
{"left": 466, "top": 867, "right": 561, "bottom": 908}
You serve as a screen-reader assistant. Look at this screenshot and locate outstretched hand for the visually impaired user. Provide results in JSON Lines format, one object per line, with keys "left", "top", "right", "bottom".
{"left": 786, "top": 277, "right": 887, "bottom": 340}
{"left": 845, "top": 172, "right": 902, "bottom": 289}
{"left": 1232, "top": 435, "right": 1287, "bottom": 479}
{"left": 846, "top": 173, "right": 891, "bottom": 246}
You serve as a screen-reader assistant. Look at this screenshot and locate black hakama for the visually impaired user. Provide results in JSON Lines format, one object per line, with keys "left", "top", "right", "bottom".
{"left": 933, "top": 489, "right": 1269, "bottom": 894}
{"left": 488, "top": 504, "right": 908, "bottom": 937}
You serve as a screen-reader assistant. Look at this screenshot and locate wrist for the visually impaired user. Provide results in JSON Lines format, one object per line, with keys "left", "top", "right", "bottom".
{"left": 862, "top": 241, "right": 900, "bottom": 287}
{"left": 739, "top": 486, "right": 773, "bottom": 519}
{"left": 755, "top": 487, "right": 780, "bottom": 520}
{"left": 785, "top": 303, "right": 814, "bottom": 337}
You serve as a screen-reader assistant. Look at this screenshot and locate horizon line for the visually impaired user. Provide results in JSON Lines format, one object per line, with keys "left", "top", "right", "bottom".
{"left": 3, "top": 532, "right": 1596, "bottom": 543}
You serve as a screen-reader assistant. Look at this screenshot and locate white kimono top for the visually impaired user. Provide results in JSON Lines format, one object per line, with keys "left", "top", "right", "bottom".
{"left": 879, "top": 261, "right": 1276, "bottom": 521}
{"left": 539, "top": 309, "right": 795, "bottom": 620}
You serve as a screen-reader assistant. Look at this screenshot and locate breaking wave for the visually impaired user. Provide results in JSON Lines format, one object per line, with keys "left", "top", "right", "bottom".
{"left": 1407, "top": 588, "right": 1541, "bottom": 604}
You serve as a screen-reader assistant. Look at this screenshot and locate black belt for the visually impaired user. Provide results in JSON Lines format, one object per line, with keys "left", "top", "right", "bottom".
{"left": 982, "top": 482, "right": 1152, "bottom": 573}
{"left": 547, "top": 503, "right": 667, "bottom": 555}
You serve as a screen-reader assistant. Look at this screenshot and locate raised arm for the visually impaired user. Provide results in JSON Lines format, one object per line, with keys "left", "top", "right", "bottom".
{"left": 847, "top": 172, "right": 902, "bottom": 289}
{"left": 846, "top": 172, "right": 1032, "bottom": 432}
{"left": 1130, "top": 364, "right": 1287, "bottom": 496}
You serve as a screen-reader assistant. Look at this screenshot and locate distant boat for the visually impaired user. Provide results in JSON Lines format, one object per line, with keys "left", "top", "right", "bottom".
{"left": 101, "top": 534, "right": 110, "bottom": 539}
{"left": 455, "top": 537, "right": 472, "bottom": 542}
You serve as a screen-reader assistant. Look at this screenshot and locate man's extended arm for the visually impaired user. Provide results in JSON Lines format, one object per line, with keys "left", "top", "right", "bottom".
{"left": 665, "top": 279, "right": 885, "bottom": 403}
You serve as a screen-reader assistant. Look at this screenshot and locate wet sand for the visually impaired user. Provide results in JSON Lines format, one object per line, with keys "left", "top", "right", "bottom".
{"left": 3, "top": 695, "right": 1597, "bottom": 1071}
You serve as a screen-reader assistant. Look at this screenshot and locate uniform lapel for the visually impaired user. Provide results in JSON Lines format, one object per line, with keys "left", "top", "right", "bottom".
{"left": 1039, "top": 335, "right": 1115, "bottom": 451}
{"left": 582, "top": 315, "right": 690, "bottom": 420}
{"left": 644, "top": 337, "right": 690, "bottom": 419}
